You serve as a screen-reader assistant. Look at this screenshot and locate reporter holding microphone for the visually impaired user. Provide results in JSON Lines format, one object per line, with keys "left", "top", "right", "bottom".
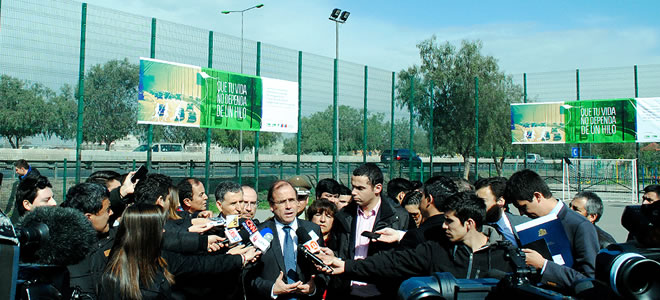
{"left": 100, "top": 204, "right": 260, "bottom": 300}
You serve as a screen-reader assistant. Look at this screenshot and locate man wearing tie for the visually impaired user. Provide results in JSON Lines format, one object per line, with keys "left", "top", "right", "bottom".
{"left": 246, "top": 180, "right": 326, "bottom": 299}
{"left": 475, "top": 177, "right": 529, "bottom": 247}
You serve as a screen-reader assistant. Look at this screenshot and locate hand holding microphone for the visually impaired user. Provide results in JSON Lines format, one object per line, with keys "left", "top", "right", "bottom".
{"left": 295, "top": 228, "right": 334, "bottom": 273}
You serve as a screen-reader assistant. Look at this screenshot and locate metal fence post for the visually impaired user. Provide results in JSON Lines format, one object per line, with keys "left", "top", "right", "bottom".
{"left": 147, "top": 18, "right": 157, "bottom": 171}
{"left": 474, "top": 77, "right": 479, "bottom": 181}
{"left": 634, "top": 65, "right": 640, "bottom": 200}
{"left": 205, "top": 30, "right": 213, "bottom": 189}
{"left": 390, "top": 72, "right": 395, "bottom": 178}
{"left": 409, "top": 76, "right": 414, "bottom": 179}
{"left": 576, "top": 69, "right": 581, "bottom": 191}
{"left": 315, "top": 161, "right": 320, "bottom": 181}
{"left": 523, "top": 73, "right": 527, "bottom": 169}
{"left": 189, "top": 160, "right": 194, "bottom": 177}
{"left": 280, "top": 161, "right": 284, "bottom": 179}
{"left": 347, "top": 162, "right": 351, "bottom": 187}
{"left": 255, "top": 41, "right": 261, "bottom": 191}
{"left": 296, "top": 51, "right": 303, "bottom": 175}
{"left": 429, "top": 80, "right": 434, "bottom": 177}
{"left": 63, "top": 158, "right": 67, "bottom": 197}
{"left": 75, "top": 3, "right": 87, "bottom": 184}
{"left": 363, "top": 66, "right": 368, "bottom": 163}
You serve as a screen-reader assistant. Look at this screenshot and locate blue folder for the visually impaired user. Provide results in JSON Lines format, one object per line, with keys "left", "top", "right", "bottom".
{"left": 514, "top": 214, "right": 573, "bottom": 267}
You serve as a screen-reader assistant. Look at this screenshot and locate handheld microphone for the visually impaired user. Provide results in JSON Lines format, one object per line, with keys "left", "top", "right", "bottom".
{"left": 295, "top": 228, "right": 333, "bottom": 272}
{"left": 251, "top": 228, "right": 274, "bottom": 253}
{"left": 19, "top": 206, "right": 97, "bottom": 265}
{"left": 222, "top": 228, "right": 243, "bottom": 245}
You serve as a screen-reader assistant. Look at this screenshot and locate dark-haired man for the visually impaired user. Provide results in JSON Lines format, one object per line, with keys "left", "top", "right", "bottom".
{"left": 386, "top": 178, "right": 412, "bottom": 204}
{"left": 337, "top": 185, "right": 352, "bottom": 210}
{"left": 177, "top": 177, "right": 211, "bottom": 218}
{"left": 569, "top": 191, "right": 616, "bottom": 249}
{"left": 61, "top": 182, "right": 114, "bottom": 299}
{"left": 316, "top": 178, "right": 340, "bottom": 204}
{"left": 396, "top": 176, "right": 458, "bottom": 249}
{"left": 318, "top": 192, "right": 515, "bottom": 285}
{"left": 215, "top": 181, "right": 243, "bottom": 219}
{"left": 14, "top": 159, "right": 40, "bottom": 181}
{"left": 504, "top": 169, "right": 598, "bottom": 292}
{"left": 475, "top": 177, "right": 529, "bottom": 247}
{"left": 328, "top": 163, "right": 412, "bottom": 299}
{"left": 15, "top": 175, "right": 57, "bottom": 218}
{"left": 642, "top": 184, "right": 660, "bottom": 204}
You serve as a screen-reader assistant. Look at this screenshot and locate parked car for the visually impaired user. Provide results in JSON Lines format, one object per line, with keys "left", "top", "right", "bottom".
{"left": 134, "top": 143, "right": 184, "bottom": 152}
{"left": 526, "top": 153, "right": 543, "bottom": 163}
{"left": 380, "top": 149, "right": 421, "bottom": 162}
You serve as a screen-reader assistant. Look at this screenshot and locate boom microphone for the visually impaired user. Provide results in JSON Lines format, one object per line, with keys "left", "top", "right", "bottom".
{"left": 19, "top": 206, "right": 97, "bottom": 265}
{"left": 295, "top": 228, "right": 333, "bottom": 272}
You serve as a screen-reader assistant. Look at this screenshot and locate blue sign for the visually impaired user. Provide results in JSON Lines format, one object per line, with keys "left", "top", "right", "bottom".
{"left": 571, "top": 147, "right": 581, "bottom": 158}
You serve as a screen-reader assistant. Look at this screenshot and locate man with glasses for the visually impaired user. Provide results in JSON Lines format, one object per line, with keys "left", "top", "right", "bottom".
{"left": 246, "top": 180, "right": 327, "bottom": 299}
{"left": 288, "top": 176, "right": 313, "bottom": 218}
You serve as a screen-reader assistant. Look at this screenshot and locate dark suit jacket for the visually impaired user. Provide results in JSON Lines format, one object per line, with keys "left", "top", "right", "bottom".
{"left": 399, "top": 214, "right": 447, "bottom": 249}
{"left": 503, "top": 212, "right": 530, "bottom": 245}
{"left": 246, "top": 218, "right": 326, "bottom": 299}
{"left": 595, "top": 224, "right": 616, "bottom": 249}
{"left": 540, "top": 204, "right": 599, "bottom": 291}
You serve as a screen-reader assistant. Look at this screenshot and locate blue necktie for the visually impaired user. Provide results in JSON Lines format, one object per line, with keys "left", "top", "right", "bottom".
{"left": 283, "top": 226, "right": 298, "bottom": 284}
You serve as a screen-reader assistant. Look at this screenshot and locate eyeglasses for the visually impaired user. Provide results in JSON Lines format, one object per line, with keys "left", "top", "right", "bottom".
{"left": 273, "top": 198, "right": 297, "bottom": 206}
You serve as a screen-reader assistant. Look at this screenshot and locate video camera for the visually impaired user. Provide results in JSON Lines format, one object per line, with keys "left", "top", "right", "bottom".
{"left": 0, "top": 207, "right": 97, "bottom": 300}
{"left": 578, "top": 201, "right": 660, "bottom": 300}
{"left": 398, "top": 242, "right": 567, "bottom": 300}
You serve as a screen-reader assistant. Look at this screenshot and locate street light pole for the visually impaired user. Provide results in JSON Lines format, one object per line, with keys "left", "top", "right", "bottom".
{"left": 222, "top": 4, "right": 264, "bottom": 163}
{"left": 329, "top": 8, "right": 349, "bottom": 180}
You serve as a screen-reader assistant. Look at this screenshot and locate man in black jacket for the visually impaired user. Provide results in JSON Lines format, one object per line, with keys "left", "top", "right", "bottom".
{"left": 61, "top": 182, "right": 114, "bottom": 299}
{"left": 319, "top": 192, "right": 515, "bottom": 284}
{"left": 569, "top": 191, "right": 616, "bottom": 249}
{"left": 327, "top": 163, "right": 412, "bottom": 299}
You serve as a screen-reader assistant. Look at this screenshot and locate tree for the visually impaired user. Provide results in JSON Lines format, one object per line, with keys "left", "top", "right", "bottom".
{"left": 282, "top": 105, "right": 392, "bottom": 155}
{"left": 397, "top": 38, "right": 523, "bottom": 178}
{"left": 0, "top": 75, "right": 51, "bottom": 148}
{"left": 45, "top": 84, "right": 77, "bottom": 141}
{"left": 81, "top": 59, "right": 139, "bottom": 150}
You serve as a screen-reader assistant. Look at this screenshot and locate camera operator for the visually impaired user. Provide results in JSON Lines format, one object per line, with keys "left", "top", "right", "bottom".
{"left": 60, "top": 182, "right": 115, "bottom": 299}
{"left": 318, "top": 192, "right": 516, "bottom": 285}
{"left": 504, "top": 169, "right": 599, "bottom": 293}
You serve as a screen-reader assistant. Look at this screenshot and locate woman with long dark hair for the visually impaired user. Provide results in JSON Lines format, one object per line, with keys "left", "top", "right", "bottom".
{"left": 100, "top": 203, "right": 259, "bottom": 300}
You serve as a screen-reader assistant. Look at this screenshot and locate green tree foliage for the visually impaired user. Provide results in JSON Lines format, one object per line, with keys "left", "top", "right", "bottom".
{"left": 81, "top": 59, "right": 139, "bottom": 150}
{"left": 282, "top": 105, "right": 429, "bottom": 156}
{"left": 397, "top": 38, "right": 523, "bottom": 178}
{"left": 0, "top": 75, "right": 76, "bottom": 148}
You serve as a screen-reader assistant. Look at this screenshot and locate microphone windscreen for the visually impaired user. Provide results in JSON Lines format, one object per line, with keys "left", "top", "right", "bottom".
{"left": 260, "top": 227, "right": 274, "bottom": 242}
{"left": 21, "top": 206, "right": 97, "bottom": 265}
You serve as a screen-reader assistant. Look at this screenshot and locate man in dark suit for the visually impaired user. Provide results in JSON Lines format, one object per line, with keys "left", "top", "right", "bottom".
{"left": 504, "top": 169, "right": 599, "bottom": 293}
{"left": 569, "top": 191, "right": 616, "bottom": 249}
{"left": 247, "top": 180, "right": 326, "bottom": 299}
{"left": 475, "top": 177, "right": 529, "bottom": 247}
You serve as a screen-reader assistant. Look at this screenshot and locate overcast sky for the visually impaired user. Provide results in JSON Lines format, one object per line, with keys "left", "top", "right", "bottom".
{"left": 82, "top": 0, "right": 660, "bottom": 75}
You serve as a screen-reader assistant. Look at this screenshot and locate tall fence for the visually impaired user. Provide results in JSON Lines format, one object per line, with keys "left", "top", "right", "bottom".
{"left": 2, "top": 0, "right": 660, "bottom": 204}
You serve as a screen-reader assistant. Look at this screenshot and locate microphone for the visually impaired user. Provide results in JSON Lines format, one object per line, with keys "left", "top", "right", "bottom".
{"left": 222, "top": 228, "right": 243, "bottom": 245}
{"left": 251, "top": 228, "right": 274, "bottom": 253}
{"left": 18, "top": 206, "right": 97, "bottom": 265}
{"left": 295, "top": 227, "right": 333, "bottom": 272}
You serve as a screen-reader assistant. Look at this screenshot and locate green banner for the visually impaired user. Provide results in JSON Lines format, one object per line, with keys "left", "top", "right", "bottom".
{"left": 137, "top": 58, "right": 298, "bottom": 133}
{"left": 511, "top": 98, "right": 641, "bottom": 144}
{"left": 199, "top": 68, "right": 262, "bottom": 130}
